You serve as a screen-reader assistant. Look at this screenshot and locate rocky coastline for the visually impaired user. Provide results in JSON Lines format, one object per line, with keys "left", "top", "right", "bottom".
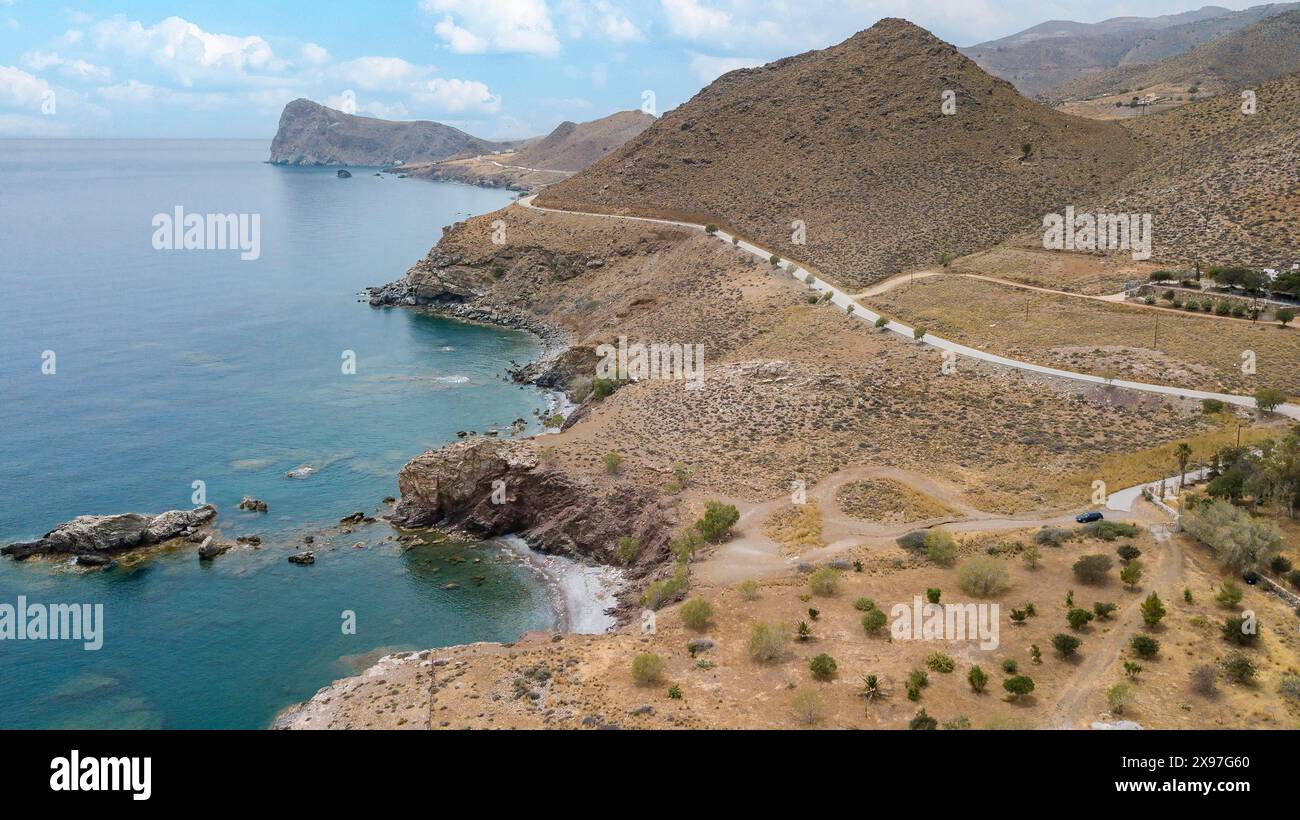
{"left": 1, "top": 506, "right": 219, "bottom": 563}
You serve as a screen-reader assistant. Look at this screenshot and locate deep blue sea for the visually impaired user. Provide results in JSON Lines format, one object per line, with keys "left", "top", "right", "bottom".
{"left": 0, "top": 140, "right": 556, "bottom": 728}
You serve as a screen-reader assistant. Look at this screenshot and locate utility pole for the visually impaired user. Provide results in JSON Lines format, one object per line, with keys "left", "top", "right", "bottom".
{"left": 1153, "top": 312, "right": 1159, "bottom": 349}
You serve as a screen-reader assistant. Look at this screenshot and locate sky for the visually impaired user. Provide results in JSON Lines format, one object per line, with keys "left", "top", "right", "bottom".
{"left": 0, "top": 0, "right": 1266, "bottom": 139}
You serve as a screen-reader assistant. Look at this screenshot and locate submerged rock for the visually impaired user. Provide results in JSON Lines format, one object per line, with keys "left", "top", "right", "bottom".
{"left": 336, "top": 169, "right": 352, "bottom": 179}
{"left": 2, "top": 506, "right": 217, "bottom": 561}
{"left": 198, "top": 537, "right": 231, "bottom": 561}
{"left": 238, "top": 496, "right": 269, "bottom": 513}
{"left": 288, "top": 552, "right": 315, "bottom": 565}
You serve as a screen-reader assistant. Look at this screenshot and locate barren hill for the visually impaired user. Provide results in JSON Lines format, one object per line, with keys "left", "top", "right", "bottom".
{"left": 512, "top": 110, "right": 656, "bottom": 172}
{"left": 1104, "top": 72, "right": 1300, "bottom": 269}
{"left": 1048, "top": 9, "right": 1300, "bottom": 104}
{"left": 963, "top": 3, "right": 1299, "bottom": 98}
{"left": 537, "top": 18, "right": 1137, "bottom": 289}
{"left": 268, "top": 99, "right": 509, "bottom": 166}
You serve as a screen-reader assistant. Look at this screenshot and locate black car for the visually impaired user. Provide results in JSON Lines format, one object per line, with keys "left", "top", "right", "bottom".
{"left": 1076, "top": 511, "right": 1105, "bottom": 524}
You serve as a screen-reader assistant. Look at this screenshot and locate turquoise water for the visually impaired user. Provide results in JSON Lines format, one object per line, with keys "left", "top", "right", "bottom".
{"left": 0, "top": 140, "right": 556, "bottom": 728}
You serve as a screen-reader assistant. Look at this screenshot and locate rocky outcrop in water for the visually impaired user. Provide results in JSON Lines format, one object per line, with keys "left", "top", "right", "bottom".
{"left": 2, "top": 506, "right": 218, "bottom": 561}
{"left": 269, "top": 99, "right": 508, "bottom": 167}
{"left": 391, "top": 438, "right": 673, "bottom": 573}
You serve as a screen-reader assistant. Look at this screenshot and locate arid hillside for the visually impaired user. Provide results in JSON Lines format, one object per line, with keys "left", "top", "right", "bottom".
{"left": 1048, "top": 9, "right": 1300, "bottom": 106}
{"left": 538, "top": 18, "right": 1137, "bottom": 290}
{"left": 1105, "top": 72, "right": 1300, "bottom": 269}
{"left": 963, "top": 3, "right": 1299, "bottom": 98}
{"left": 512, "top": 110, "right": 656, "bottom": 172}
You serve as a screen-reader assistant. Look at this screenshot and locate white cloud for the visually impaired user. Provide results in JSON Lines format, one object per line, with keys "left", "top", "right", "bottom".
{"left": 91, "top": 16, "right": 287, "bottom": 86}
{"left": 421, "top": 0, "right": 561, "bottom": 55}
{"left": 332, "top": 56, "right": 438, "bottom": 92}
{"left": 300, "top": 43, "right": 330, "bottom": 65}
{"left": 412, "top": 77, "right": 502, "bottom": 114}
{"left": 688, "top": 52, "right": 765, "bottom": 82}
{"left": 22, "top": 51, "right": 112, "bottom": 83}
{"left": 0, "top": 65, "right": 52, "bottom": 110}
{"left": 660, "top": 0, "right": 731, "bottom": 39}
{"left": 557, "top": 0, "right": 645, "bottom": 43}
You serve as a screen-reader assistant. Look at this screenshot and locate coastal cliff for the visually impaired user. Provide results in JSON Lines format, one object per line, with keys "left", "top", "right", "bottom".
{"left": 268, "top": 98, "right": 510, "bottom": 167}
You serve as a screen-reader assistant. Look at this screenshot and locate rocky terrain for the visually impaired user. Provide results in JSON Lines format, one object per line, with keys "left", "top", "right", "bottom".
{"left": 537, "top": 18, "right": 1136, "bottom": 290}
{"left": 398, "top": 110, "right": 655, "bottom": 192}
{"left": 268, "top": 99, "right": 512, "bottom": 167}
{"left": 2, "top": 506, "right": 218, "bottom": 562}
{"left": 1047, "top": 9, "right": 1300, "bottom": 106}
{"left": 1104, "top": 72, "right": 1300, "bottom": 270}
{"left": 962, "top": 3, "right": 1299, "bottom": 98}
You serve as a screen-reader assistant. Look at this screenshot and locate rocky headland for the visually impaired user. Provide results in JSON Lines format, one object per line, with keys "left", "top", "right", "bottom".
{"left": 2, "top": 506, "right": 218, "bottom": 562}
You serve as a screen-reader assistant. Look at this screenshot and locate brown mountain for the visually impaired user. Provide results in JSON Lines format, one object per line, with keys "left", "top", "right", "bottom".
{"left": 962, "top": 3, "right": 1299, "bottom": 98}
{"left": 268, "top": 99, "right": 510, "bottom": 166}
{"left": 1102, "top": 72, "right": 1300, "bottom": 269}
{"left": 511, "top": 110, "right": 656, "bottom": 172}
{"left": 537, "top": 18, "right": 1137, "bottom": 289}
{"left": 1048, "top": 9, "right": 1300, "bottom": 104}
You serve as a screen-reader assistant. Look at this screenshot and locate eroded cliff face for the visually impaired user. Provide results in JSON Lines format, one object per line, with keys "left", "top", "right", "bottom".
{"left": 391, "top": 439, "right": 674, "bottom": 576}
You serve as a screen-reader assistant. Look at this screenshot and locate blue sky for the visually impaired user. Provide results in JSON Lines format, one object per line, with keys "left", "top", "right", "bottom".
{"left": 0, "top": 1, "right": 1265, "bottom": 138}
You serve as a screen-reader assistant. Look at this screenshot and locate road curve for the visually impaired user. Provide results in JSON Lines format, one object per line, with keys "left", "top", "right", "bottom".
{"left": 516, "top": 195, "right": 1300, "bottom": 422}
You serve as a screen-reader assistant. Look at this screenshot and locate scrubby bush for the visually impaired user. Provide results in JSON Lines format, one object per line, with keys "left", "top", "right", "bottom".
{"left": 1222, "top": 652, "right": 1256, "bottom": 684}
{"left": 808, "top": 566, "right": 841, "bottom": 596}
{"left": 1268, "top": 555, "right": 1292, "bottom": 575}
{"left": 615, "top": 536, "right": 639, "bottom": 565}
{"left": 679, "top": 597, "right": 714, "bottom": 631}
{"left": 926, "top": 588, "right": 942, "bottom": 604}
{"left": 1183, "top": 499, "right": 1281, "bottom": 569}
{"left": 1086, "top": 520, "right": 1141, "bottom": 541}
{"left": 1130, "top": 634, "right": 1160, "bottom": 659}
{"left": 1192, "top": 665, "right": 1218, "bottom": 696}
{"left": 747, "top": 622, "right": 790, "bottom": 663}
{"left": 631, "top": 653, "right": 666, "bottom": 685}
{"left": 957, "top": 556, "right": 1010, "bottom": 597}
{"left": 1280, "top": 673, "right": 1300, "bottom": 701}
{"left": 1107, "top": 681, "right": 1136, "bottom": 714}
{"left": 1022, "top": 542, "right": 1042, "bottom": 568}
{"left": 1222, "top": 615, "right": 1259, "bottom": 647}
{"left": 925, "top": 529, "right": 958, "bottom": 566}
{"left": 1073, "top": 554, "right": 1113, "bottom": 585}
{"left": 603, "top": 451, "right": 623, "bottom": 474}
{"left": 1067, "top": 608, "right": 1094, "bottom": 630}
{"left": 1140, "top": 593, "right": 1166, "bottom": 627}
{"left": 1003, "top": 675, "right": 1035, "bottom": 701}
{"left": 1202, "top": 398, "right": 1225, "bottom": 414}
{"left": 809, "top": 653, "right": 838, "bottom": 681}
{"left": 1001, "top": 658, "right": 1018, "bottom": 674}
{"left": 737, "top": 579, "right": 761, "bottom": 601}
{"left": 1052, "top": 633, "right": 1081, "bottom": 658}
{"left": 790, "top": 687, "right": 824, "bottom": 725}
{"left": 1093, "top": 601, "right": 1118, "bottom": 619}
{"left": 925, "top": 652, "right": 955, "bottom": 673}
{"left": 858, "top": 606, "right": 887, "bottom": 634}
{"left": 967, "top": 665, "right": 988, "bottom": 693}
{"left": 1216, "top": 580, "right": 1243, "bottom": 608}
{"left": 1035, "top": 527, "right": 1070, "bottom": 547}
{"left": 1289, "top": 569, "right": 1300, "bottom": 589}
{"left": 853, "top": 597, "right": 876, "bottom": 612}
{"left": 1120, "top": 561, "right": 1143, "bottom": 589}
{"left": 1117, "top": 544, "right": 1142, "bottom": 563}
{"left": 909, "top": 709, "right": 938, "bottom": 730}
{"left": 897, "top": 530, "right": 928, "bottom": 551}
{"left": 695, "top": 501, "right": 740, "bottom": 543}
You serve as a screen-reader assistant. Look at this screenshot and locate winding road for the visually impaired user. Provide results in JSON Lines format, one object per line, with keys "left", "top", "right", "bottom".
{"left": 516, "top": 195, "right": 1300, "bottom": 421}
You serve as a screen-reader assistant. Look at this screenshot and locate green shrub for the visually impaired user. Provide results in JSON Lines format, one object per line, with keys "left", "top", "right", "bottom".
{"left": 925, "top": 652, "right": 955, "bottom": 673}
{"left": 1001, "top": 658, "right": 1018, "bottom": 674}
{"left": 1202, "top": 398, "right": 1225, "bottom": 414}
{"left": 1002, "top": 675, "right": 1035, "bottom": 701}
{"left": 603, "top": 451, "right": 623, "bottom": 474}
{"left": 853, "top": 597, "right": 876, "bottom": 612}
{"left": 1072, "top": 554, "right": 1113, "bottom": 584}
{"left": 1052, "top": 633, "right": 1081, "bottom": 658}
{"left": 1222, "top": 615, "right": 1259, "bottom": 646}
{"left": 1215, "top": 581, "right": 1243, "bottom": 608}
{"left": 809, "top": 653, "right": 838, "bottom": 681}
{"left": 924, "top": 529, "right": 958, "bottom": 566}
{"left": 631, "top": 653, "right": 666, "bottom": 685}
{"left": 896, "top": 530, "right": 928, "bottom": 551}
{"left": 1140, "top": 593, "right": 1166, "bottom": 627}
{"left": 957, "top": 556, "right": 1010, "bottom": 597}
{"left": 747, "top": 622, "right": 790, "bottom": 663}
{"left": 1093, "top": 601, "right": 1118, "bottom": 620}
{"left": 790, "top": 687, "right": 824, "bottom": 725}
{"left": 1120, "top": 561, "right": 1143, "bottom": 589}
{"left": 1067, "top": 607, "right": 1094, "bottom": 630}
{"left": 1289, "top": 570, "right": 1300, "bottom": 589}
{"left": 861, "top": 608, "right": 888, "bottom": 634}
{"left": 615, "top": 535, "right": 639, "bottom": 565}
{"left": 926, "top": 588, "right": 942, "bottom": 604}
{"left": 808, "top": 566, "right": 841, "bottom": 596}
{"left": 1107, "top": 681, "right": 1136, "bottom": 714}
{"left": 1130, "top": 634, "right": 1160, "bottom": 659}
{"left": 737, "top": 579, "right": 761, "bottom": 600}
{"left": 591, "top": 377, "right": 618, "bottom": 400}
{"left": 874, "top": 316, "right": 888, "bottom": 328}
{"left": 968, "top": 665, "right": 988, "bottom": 693}
{"left": 679, "top": 597, "right": 714, "bottom": 631}
{"left": 1222, "top": 652, "right": 1256, "bottom": 684}
{"left": 909, "top": 709, "right": 938, "bottom": 730}
{"left": 1034, "top": 527, "right": 1070, "bottom": 547}
{"left": 704, "top": 223, "right": 718, "bottom": 234}
{"left": 695, "top": 501, "right": 740, "bottom": 543}
{"left": 667, "top": 684, "right": 682, "bottom": 699}
{"left": 1117, "top": 544, "right": 1142, "bottom": 563}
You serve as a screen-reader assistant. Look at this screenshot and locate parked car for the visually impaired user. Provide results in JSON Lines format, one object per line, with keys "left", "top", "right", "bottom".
{"left": 1076, "top": 511, "right": 1105, "bottom": 524}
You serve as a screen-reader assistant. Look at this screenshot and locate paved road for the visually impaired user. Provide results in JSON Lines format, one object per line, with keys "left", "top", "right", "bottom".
{"left": 517, "top": 195, "right": 1300, "bottom": 421}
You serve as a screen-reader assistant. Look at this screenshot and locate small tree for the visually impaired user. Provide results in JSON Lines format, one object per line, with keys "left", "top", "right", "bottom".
{"left": 909, "top": 709, "right": 938, "bottom": 730}
{"left": 1116, "top": 544, "right": 1142, "bottom": 563}
{"left": 1073, "top": 554, "right": 1113, "bottom": 585}
{"left": 1107, "top": 681, "right": 1136, "bottom": 714}
{"left": 1222, "top": 652, "right": 1256, "bottom": 684}
{"left": 808, "top": 565, "right": 841, "bottom": 596}
{"left": 1130, "top": 634, "right": 1160, "bottom": 659}
{"left": 1254, "top": 387, "right": 1287, "bottom": 413}
{"left": 1093, "top": 601, "right": 1118, "bottom": 620}
{"left": 1022, "top": 542, "right": 1041, "bottom": 569}
{"left": 1003, "top": 675, "right": 1035, "bottom": 701}
{"left": 695, "top": 501, "right": 740, "bottom": 543}
{"left": 1276, "top": 308, "right": 1295, "bottom": 327}
{"left": 1120, "top": 561, "right": 1143, "bottom": 589}
{"left": 615, "top": 535, "right": 639, "bottom": 565}
{"left": 967, "top": 665, "right": 988, "bottom": 693}
{"left": 861, "top": 608, "right": 888, "bottom": 634}
{"left": 747, "top": 622, "right": 789, "bottom": 663}
{"left": 791, "top": 687, "right": 824, "bottom": 725}
{"left": 1139, "top": 592, "right": 1166, "bottom": 627}
{"left": 1123, "top": 661, "right": 1143, "bottom": 680}
{"left": 1052, "top": 633, "right": 1081, "bottom": 658}
{"left": 1216, "top": 580, "right": 1244, "bottom": 608}
{"left": 914, "top": 327, "right": 928, "bottom": 341}
{"left": 924, "top": 529, "right": 958, "bottom": 566}
{"left": 1066, "top": 607, "right": 1094, "bottom": 630}
{"left": 957, "top": 556, "right": 1010, "bottom": 597}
